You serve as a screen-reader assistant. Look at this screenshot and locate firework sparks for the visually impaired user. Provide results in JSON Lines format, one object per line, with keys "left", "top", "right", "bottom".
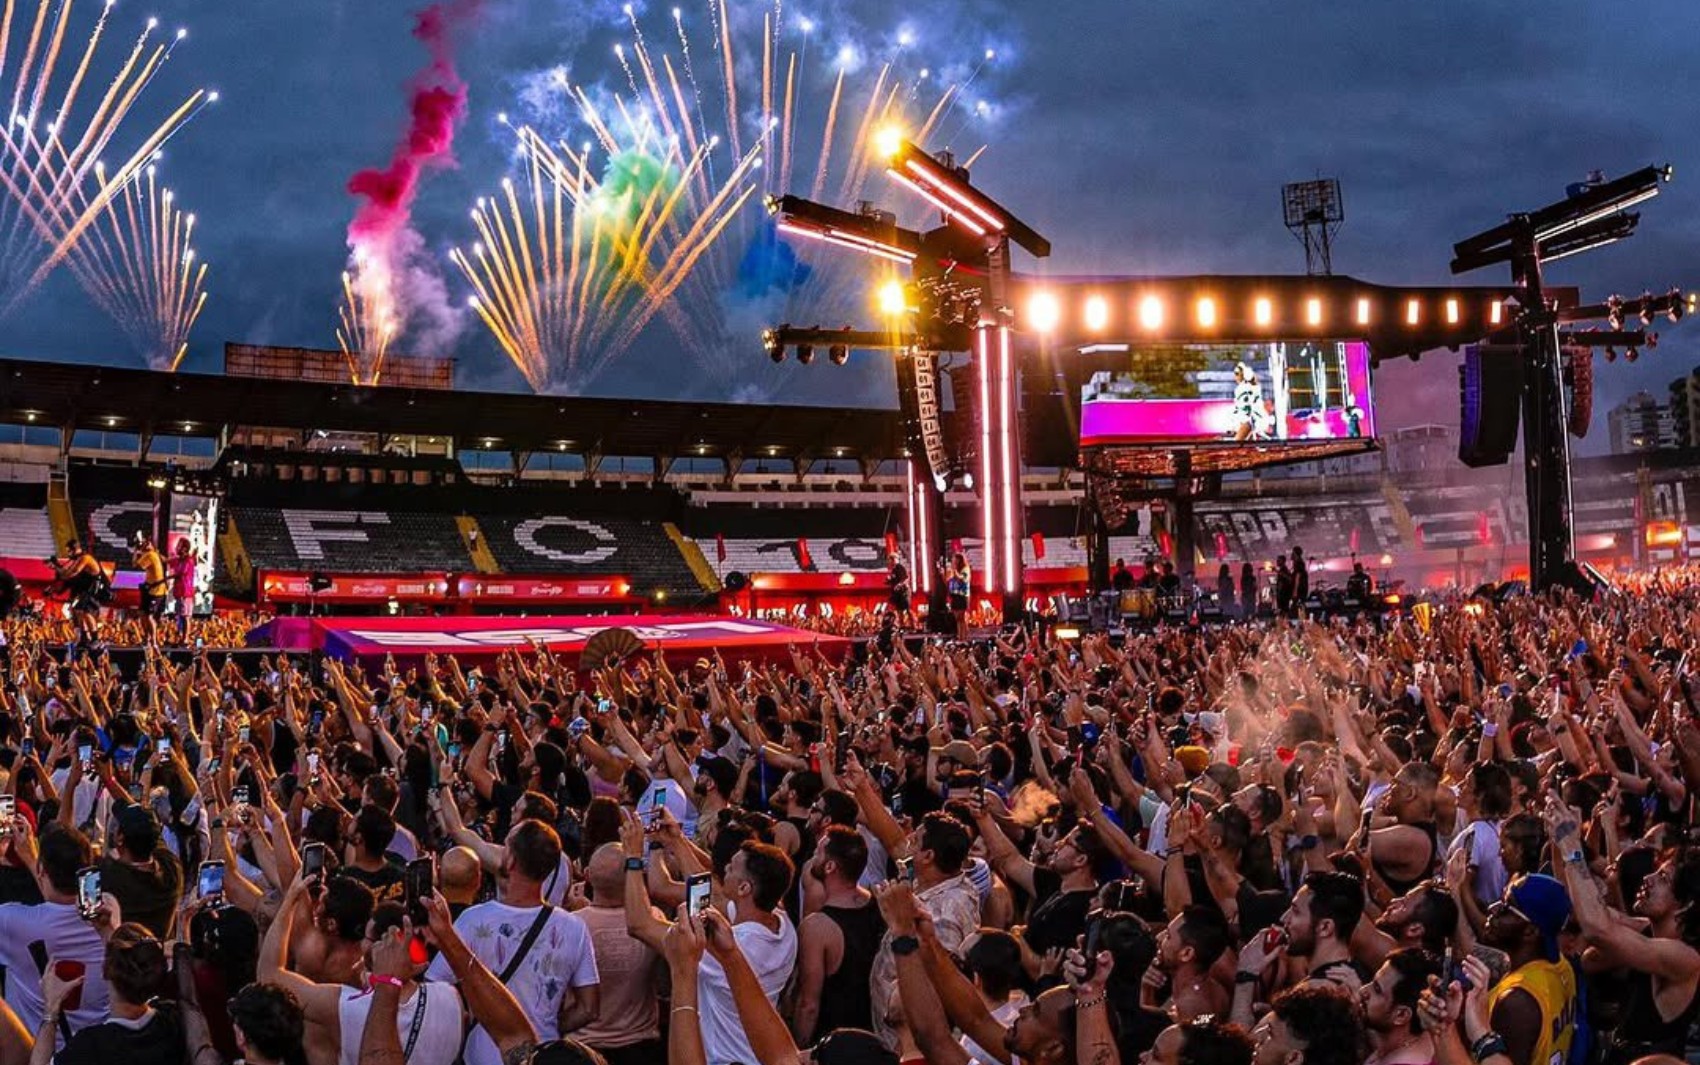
{"left": 0, "top": 2, "right": 213, "bottom": 317}
{"left": 468, "top": 3, "right": 997, "bottom": 393}
{"left": 63, "top": 164, "right": 207, "bottom": 371}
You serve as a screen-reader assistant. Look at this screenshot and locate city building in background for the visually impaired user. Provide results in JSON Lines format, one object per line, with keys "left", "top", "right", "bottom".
{"left": 1608, "top": 391, "right": 1677, "bottom": 454}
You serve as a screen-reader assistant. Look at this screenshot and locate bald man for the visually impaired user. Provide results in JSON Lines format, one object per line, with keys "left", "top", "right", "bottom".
{"left": 439, "top": 846, "right": 483, "bottom": 918}
{"left": 572, "top": 844, "right": 664, "bottom": 1065}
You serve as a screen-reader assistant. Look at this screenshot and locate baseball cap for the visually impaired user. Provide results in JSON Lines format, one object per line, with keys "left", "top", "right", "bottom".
{"left": 1506, "top": 873, "right": 1571, "bottom": 961}
{"left": 114, "top": 803, "right": 161, "bottom": 854}
{"left": 1174, "top": 745, "right": 1211, "bottom": 776}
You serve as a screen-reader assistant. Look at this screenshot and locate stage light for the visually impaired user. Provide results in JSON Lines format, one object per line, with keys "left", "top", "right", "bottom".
{"left": 1626, "top": 347, "right": 1639, "bottom": 363}
{"left": 763, "top": 329, "right": 785, "bottom": 362}
{"left": 1197, "top": 297, "right": 1217, "bottom": 327}
{"left": 1445, "top": 298, "right": 1460, "bottom": 324}
{"left": 796, "top": 344, "right": 815, "bottom": 365}
{"left": 1490, "top": 300, "right": 1504, "bottom": 325}
{"left": 1305, "top": 298, "right": 1322, "bottom": 326}
{"left": 878, "top": 279, "right": 909, "bottom": 315}
{"left": 769, "top": 345, "right": 787, "bottom": 363}
{"left": 1405, "top": 299, "right": 1420, "bottom": 325}
{"left": 829, "top": 344, "right": 849, "bottom": 365}
{"left": 1084, "top": 295, "right": 1110, "bottom": 331}
{"left": 1029, "top": 292, "right": 1060, "bottom": 333}
{"left": 1640, "top": 292, "right": 1655, "bottom": 326}
{"left": 1254, "top": 297, "right": 1273, "bottom": 326}
{"left": 1356, "top": 297, "right": 1371, "bottom": 325}
{"left": 962, "top": 472, "right": 974, "bottom": 490}
{"left": 873, "top": 125, "right": 905, "bottom": 160}
{"left": 838, "top": 571, "right": 856, "bottom": 586}
{"left": 1138, "top": 295, "right": 1163, "bottom": 331}
{"left": 1604, "top": 346, "right": 1617, "bottom": 362}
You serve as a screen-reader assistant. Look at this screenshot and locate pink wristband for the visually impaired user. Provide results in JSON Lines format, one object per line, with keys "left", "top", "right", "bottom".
{"left": 369, "top": 974, "right": 404, "bottom": 990}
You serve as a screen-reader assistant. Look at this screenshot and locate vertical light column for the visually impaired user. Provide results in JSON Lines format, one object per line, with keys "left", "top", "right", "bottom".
{"left": 997, "top": 324, "right": 1022, "bottom": 597}
{"left": 976, "top": 323, "right": 998, "bottom": 595}
{"left": 904, "top": 458, "right": 921, "bottom": 595}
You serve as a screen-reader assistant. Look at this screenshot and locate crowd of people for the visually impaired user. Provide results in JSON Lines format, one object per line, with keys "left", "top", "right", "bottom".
{"left": 0, "top": 565, "right": 1695, "bottom": 1065}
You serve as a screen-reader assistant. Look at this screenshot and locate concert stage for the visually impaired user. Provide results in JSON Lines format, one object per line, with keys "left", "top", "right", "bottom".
{"left": 250, "top": 614, "right": 850, "bottom": 669}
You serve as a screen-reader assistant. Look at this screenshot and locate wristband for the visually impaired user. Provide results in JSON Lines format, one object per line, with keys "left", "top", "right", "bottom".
{"left": 1563, "top": 850, "right": 1586, "bottom": 865}
{"left": 1234, "top": 971, "right": 1261, "bottom": 985}
{"left": 1482, "top": 723, "right": 1499, "bottom": 738}
{"left": 890, "top": 934, "right": 921, "bottom": 956}
{"left": 624, "top": 857, "right": 646, "bottom": 872}
{"left": 1469, "top": 1032, "right": 1507, "bottom": 1063}
{"left": 1075, "top": 993, "right": 1107, "bottom": 1010}
{"left": 368, "top": 974, "right": 404, "bottom": 990}
{"left": 1297, "top": 834, "right": 1319, "bottom": 851}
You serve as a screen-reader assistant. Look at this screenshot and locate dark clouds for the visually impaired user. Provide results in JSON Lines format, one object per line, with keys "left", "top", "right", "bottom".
{"left": 6, "top": 0, "right": 1698, "bottom": 449}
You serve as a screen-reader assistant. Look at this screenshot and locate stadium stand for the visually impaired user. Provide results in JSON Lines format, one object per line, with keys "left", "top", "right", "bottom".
{"left": 0, "top": 482, "right": 53, "bottom": 560}
{"left": 229, "top": 506, "right": 472, "bottom": 573}
{"left": 67, "top": 464, "right": 157, "bottom": 565}
{"left": 473, "top": 514, "right": 702, "bottom": 595}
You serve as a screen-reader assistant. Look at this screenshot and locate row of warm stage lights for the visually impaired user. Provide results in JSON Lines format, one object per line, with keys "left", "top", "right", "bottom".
{"left": 1020, "top": 291, "right": 1512, "bottom": 335}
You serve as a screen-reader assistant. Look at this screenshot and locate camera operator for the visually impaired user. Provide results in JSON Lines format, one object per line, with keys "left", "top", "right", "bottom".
{"left": 50, "top": 542, "right": 102, "bottom": 654}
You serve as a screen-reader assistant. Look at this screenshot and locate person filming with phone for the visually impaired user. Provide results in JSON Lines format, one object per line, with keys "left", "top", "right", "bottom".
{"left": 0, "top": 822, "right": 111, "bottom": 1042}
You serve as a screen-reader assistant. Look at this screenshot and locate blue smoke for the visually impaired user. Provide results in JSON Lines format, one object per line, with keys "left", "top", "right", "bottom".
{"left": 735, "top": 222, "right": 813, "bottom": 300}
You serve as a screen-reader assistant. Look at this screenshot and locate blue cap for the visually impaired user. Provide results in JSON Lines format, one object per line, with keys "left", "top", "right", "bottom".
{"left": 1507, "top": 874, "right": 1572, "bottom": 960}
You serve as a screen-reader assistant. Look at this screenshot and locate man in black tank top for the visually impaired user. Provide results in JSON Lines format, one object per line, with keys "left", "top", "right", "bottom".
{"left": 794, "top": 826, "right": 886, "bottom": 1044}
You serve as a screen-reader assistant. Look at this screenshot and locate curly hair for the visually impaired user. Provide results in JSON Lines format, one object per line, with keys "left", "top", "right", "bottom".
{"left": 1269, "top": 984, "right": 1366, "bottom": 1065}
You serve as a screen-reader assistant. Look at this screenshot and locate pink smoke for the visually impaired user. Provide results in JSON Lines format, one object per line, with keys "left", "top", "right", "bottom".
{"left": 344, "top": 0, "right": 482, "bottom": 358}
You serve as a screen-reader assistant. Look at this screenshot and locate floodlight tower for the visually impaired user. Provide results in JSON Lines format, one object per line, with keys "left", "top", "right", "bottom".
{"left": 1451, "top": 165, "right": 1684, "bottom": 591}
{"left": 1282, "top": 179, "right": 1345, "bottom": 276}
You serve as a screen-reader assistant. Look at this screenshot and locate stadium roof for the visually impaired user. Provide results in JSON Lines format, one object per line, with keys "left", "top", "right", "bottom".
{"left": 0, "top": 356, "right": 908, "bottom": 466}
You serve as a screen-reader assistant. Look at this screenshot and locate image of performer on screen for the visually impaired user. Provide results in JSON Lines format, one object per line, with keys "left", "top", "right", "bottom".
{"left": 1230, "top": 362, "right": 1274, "bottom": 441}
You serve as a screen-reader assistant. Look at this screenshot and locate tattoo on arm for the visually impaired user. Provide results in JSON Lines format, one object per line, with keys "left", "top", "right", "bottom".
{"left": 501, "top": 1043, "right": 538, "bottom": 1065}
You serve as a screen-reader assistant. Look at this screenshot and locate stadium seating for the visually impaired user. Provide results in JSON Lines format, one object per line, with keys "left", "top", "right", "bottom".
{"left": 230, "top": 507, "right": 472, "bottom": 573}
{"left": 473, "top": 513, "right": 702, "bottom": 595}
{"left": 0, "top": 483, "right": 53, "bottom": 561}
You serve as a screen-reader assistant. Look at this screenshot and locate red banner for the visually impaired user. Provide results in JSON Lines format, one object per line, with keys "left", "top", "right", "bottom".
{"left": 260, "top": 572, "right": 452, "bottom": 603}
{"left": 454, "top": 576, "right": 635, "bottom": 602}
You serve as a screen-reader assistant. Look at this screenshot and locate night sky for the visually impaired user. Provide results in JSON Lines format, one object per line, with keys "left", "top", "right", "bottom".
{"left": 6, "top": 0, "right": 1698, "bottom": 453}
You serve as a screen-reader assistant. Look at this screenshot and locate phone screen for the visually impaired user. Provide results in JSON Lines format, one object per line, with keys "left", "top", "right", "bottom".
{"left": 686, "top": 872, "right": 712, "bottom": 916}
{"left": 158, "top": 737, "right": 171, "bottom": 754}
{"left": 198, "top": 860, "right": 226, "bottom": 901}
{"left": 76, "top": 867, "right": 101, "bottom": 917}
{"left": 232, "top": 785, "right": 251, "bottom": 807}
{"left": 302, "top": 842, "right": 326, "bottom": 881}
{"left": 405, "top": 857, "right": 434, "bottom": 924}
{"left": 19, "top": 738, "right": 32, "bottom": 759}
{"left": 0, "top": 795, "right": 13, "bottom": 836}
{"left": 239, "top": 725, "right": 251, "bottom": 744}
{"left": 77, "top": 744, "right": 92, "bottom": 768}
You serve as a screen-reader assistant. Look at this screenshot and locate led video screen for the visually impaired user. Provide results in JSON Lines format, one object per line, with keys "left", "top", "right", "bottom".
{"left": 1079, "top": 340, "right": 1376, "bottom": 447}
{"left": 166, "top": 494, "right": 219, "bottom": 616}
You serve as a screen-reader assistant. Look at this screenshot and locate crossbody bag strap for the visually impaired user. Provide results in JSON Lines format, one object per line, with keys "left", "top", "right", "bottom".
{"left": 497, "top": 905, "right": 553, "bottom": 983}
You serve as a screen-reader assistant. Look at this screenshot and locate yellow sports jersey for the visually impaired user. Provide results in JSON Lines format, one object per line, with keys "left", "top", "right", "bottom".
{"left": 1488, "top": 957, "right": 1578, "bottom": 1065}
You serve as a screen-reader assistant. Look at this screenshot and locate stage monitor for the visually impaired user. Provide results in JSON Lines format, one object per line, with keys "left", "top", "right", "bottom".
{"left": 1079, "top": 340, "right": 1377, "bottom": 448}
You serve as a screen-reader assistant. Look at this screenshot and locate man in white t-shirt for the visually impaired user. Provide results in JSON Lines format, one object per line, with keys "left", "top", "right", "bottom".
{"left": 618, "top": 809, "right": 797, "bottom": 1065}
{"left": 424, "top": 820, "right": 600, "bottom": 1065}
{"left": 0, "top": 822, "right": 110, "bottom": 1043}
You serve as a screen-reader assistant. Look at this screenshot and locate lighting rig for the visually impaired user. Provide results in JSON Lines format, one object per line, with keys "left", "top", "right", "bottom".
{"left": 1451, "top": 164, "right": 1687, "bottom": 591}
{"left": 764, "top": 132, "right": 1050, "bottom": 620}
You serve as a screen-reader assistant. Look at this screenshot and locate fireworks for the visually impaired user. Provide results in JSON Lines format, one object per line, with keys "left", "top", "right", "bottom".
{"left": 461, "top": 2, "right": 995, "bottom": 394}
{"left": 452, "top": 119, "right": 758, "bottom": 392}
{"left": 338, "top": 0, "right": 482, "bottom": 386}
{"left": 0, "top": 1, "right": 214, "bottom": 317}
{"left": 64, "top": 164, "right": 207, "bottom": 371}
